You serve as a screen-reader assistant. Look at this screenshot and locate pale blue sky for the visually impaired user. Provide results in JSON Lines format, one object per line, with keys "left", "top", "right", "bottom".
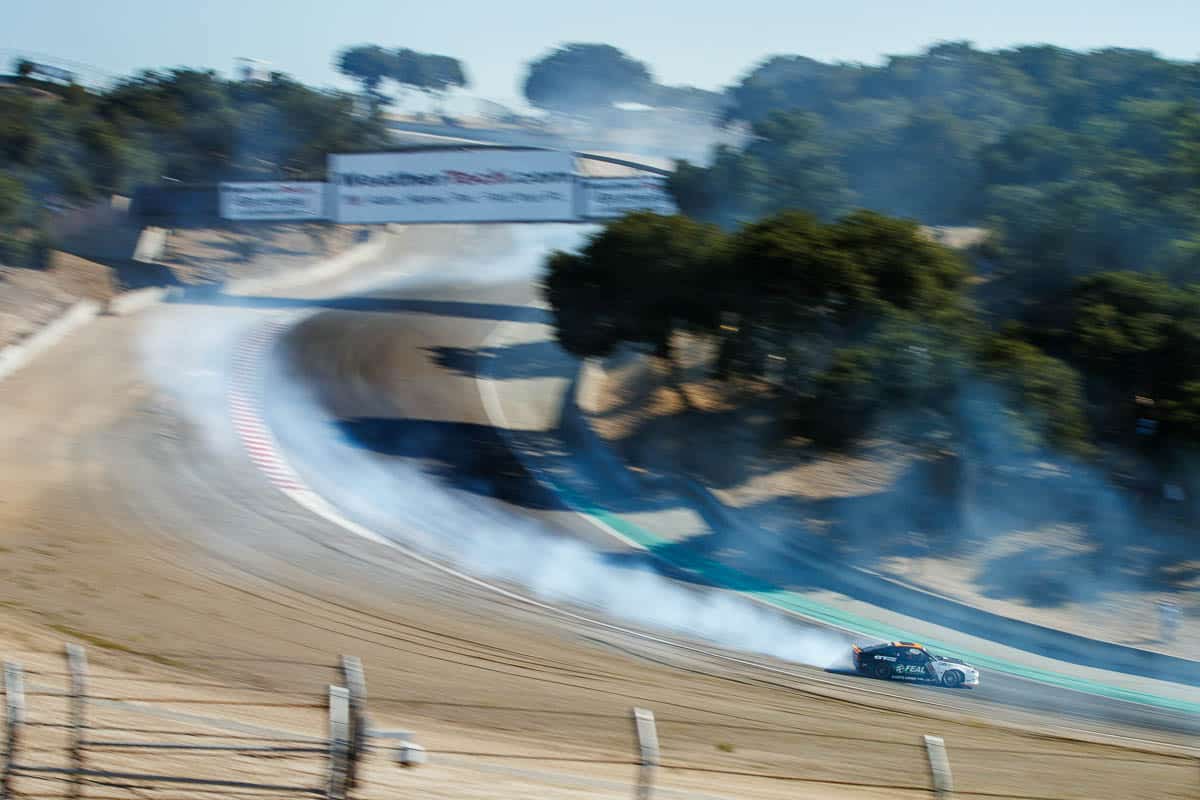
{"left": 4, "top": 1, "right": 1199, "bottom": 107}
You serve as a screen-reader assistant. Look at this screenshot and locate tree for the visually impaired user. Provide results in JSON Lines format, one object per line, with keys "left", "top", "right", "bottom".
{"left": 0, "top": 174, "right": 29, "bottom": 265}
{"left": 981, "top": 334, "right": 1093, "bottom": 456}
{"left": 391, "top": 50, "right": 468, "bottom": 109}
{"left": 14, "top": 59, "right": 34, "bottom": 80}
{"left": 523, "top": 43, "right": 654, "bottom": 114}
{"left": 335, "top": 45, "right": 394, "bottom": 100}
{"left": 0, "top": 174, "right": 28, "bottom": 233}
{"left": 831, "top": 210, "right": 968, "bottom": 314}
{"left": 746, "top": 112, "right": 853, "bottom": 220}
{"left": 669, "top": 112, "right": 852, "bottom": 226}
{"left": 542, "top": 212, "right": 727, "bottom": 377}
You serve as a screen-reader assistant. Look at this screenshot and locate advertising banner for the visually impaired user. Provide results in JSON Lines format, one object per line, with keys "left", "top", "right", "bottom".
{"left": 579, "top": 176, "right": 677, "bottom": 219}
{"left": 219, "top": 182, "right": 326, "bottom": 221}
{"left": 327, "top": 149, "right": 576, "bottom": 224}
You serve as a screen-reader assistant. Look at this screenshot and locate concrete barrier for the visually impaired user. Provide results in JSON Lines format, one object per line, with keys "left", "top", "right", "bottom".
{"left": 107, "top": 287, "right": 169, "bottom": 317}
{"left": 2, "top": 227, "right": 396, "bottom": 384}
{"left": 223, "top": 228, "right": 393, "bottom": 296}
{"left": 0, "top": 300, "right": 101, "bottom": 383}
{"left": 132, "top": 227, "right": 168, "bottom": 263}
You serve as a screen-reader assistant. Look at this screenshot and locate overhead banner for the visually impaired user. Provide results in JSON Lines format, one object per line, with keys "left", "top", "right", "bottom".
{"left": 219, "top": 182, "right": 326, "bottom": 221}
{"left": 579, "top": 177, "right": 677, "bottom": 219}
{"left": 328, "top": 150, "right": 576, "bottom": 224}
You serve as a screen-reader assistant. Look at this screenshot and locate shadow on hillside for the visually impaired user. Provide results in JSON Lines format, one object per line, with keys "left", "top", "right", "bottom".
{"left": 603, "top": 440, "right": 1200, "bottom": 607}
{"left": 336, "top": 417, "right": 567, "bottom": 511}
{"left": 426, "top": 340, "right": 572, "bottom": 380}
{"left": 571, "top": 370, "right": 1200, "bottom": 608}
{"left": 168, "top": 289, "right": 548, "bottom": 322}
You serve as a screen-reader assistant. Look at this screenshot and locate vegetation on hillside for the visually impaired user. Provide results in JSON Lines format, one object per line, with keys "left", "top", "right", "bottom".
{"left": 543, "top": 43, "right": 1200, "bottom": 472}
{"left": 0, "top": 63, "right": 390, "bottom": 266}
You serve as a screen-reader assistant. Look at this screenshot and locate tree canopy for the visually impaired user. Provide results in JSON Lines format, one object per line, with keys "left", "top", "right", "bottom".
{"left": 523, "top": 43, "right": 655, "bottom": 114}
{"left": 335, "top": 45, "right": 469, "bottom": 104}
{"left": 544, "top": 210, "right": 995, "bottom": 447}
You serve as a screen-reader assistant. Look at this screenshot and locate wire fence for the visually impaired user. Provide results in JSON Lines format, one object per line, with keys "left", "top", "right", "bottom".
{"left": 2, "top": 646, "right": 366, "bottom": 800}
{"left": 2, "top": 644, "right": 1196, "bottom": 799}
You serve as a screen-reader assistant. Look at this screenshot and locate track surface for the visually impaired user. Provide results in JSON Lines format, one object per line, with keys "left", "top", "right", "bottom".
{"left": 265, "top": 250, "right": 1199, "bottom": 740}
{"left": 0, "top": 226, "right": 1195, "bottom": 800}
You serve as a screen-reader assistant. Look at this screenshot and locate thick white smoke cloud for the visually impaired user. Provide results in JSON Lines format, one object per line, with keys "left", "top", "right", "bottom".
{"left": 138, "top": 223, "right": 851, "bottom": 672}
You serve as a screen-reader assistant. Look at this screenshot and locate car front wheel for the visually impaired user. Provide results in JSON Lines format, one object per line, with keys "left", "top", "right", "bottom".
{"left": 872, "top": 662, "right": 892, "bottom": 679}
{"left": 941, "top": 670, "right": 964, "bottom": 688}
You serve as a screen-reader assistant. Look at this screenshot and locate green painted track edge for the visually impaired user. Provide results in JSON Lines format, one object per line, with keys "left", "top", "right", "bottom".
{"left": 552, "top": 482, "right": 1200, "bottom": 716}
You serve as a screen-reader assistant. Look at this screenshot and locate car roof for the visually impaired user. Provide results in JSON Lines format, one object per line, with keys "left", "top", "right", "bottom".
{"left": 861, "top": 641, "right": 924, "bottom": 653}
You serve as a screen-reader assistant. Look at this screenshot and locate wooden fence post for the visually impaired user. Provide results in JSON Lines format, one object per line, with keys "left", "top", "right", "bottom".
{"left": 2, "top": 662, "right": 25, "bottom": 800}
{"left": 923, "top": 734, "right": 954, "bottom": 799}
{"left": 630, "top": 707, "right": 659, "bottom": 800}
{"left": 339, "top": 656, "right": 367, "bottom": 790}
{"left": 66, "top": 644, "right": 88, "bottom": 800}
{"left": 327, "top": 686, "right": 350, "bottom": 800}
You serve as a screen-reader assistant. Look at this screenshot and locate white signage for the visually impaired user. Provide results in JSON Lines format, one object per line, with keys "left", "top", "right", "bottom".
{"left": 579, "top": 177, "right": 677, "bottom": 219}
{"left": 328, "top": 150, "right": 576, "bottom": 224}
{"left": 219, "top": 182, "right": 326, "bottom": 221}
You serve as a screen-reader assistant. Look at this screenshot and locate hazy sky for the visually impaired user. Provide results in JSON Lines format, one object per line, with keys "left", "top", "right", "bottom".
{"left": 4, "top": 0, "right": 1199, "bottom": 107}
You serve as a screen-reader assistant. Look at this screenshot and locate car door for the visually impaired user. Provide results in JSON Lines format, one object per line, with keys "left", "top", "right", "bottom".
{"left": 897, "top": 648, "right": 930, "bottom": 678}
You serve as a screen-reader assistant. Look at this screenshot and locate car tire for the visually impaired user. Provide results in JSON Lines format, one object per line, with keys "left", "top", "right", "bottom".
{"left": 941, "top": 670, "right": 964, "bottom": 688}
{"left": 872, "top": 662, "right": 892, "bottom": 680}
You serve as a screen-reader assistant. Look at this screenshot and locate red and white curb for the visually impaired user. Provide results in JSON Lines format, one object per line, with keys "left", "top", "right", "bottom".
{"left": 228, "top": 319, "right": 304, "bottom": 491}
{"left": 228, "top": 315, "right": 392, "bottom": 545}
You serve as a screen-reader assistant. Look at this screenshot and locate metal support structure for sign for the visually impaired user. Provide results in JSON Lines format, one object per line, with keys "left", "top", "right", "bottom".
{"left": 339, "top": 655, "right": 367, "bottom": 790}
{"left": 2, "top": 662, "right": 25, "bottom": 800}
{"left": 326, "top": 685, "right": 350, "bottom": 800}
{"left": 630, "top": 707, "right": 659, "bottom": 800}
{"left": 923, "top": 735, "right": 954, "bottom": 799}
{"left": 66, "top": 644, "right": 88, "bottom": 800}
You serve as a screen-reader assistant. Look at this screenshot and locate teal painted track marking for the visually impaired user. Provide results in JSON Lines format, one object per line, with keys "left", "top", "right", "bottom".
{"left": 552, "top": 482, "right": 1200, "bottom": 716}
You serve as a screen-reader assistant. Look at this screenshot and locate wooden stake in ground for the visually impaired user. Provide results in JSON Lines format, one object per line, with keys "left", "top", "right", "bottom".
{"left": 924, "top": 734, "right": 954, "bottom": 799}
{"left": 631, "top": 707, "right": 659, "bottom": 800}
{"left": 2, "top": 662, "right": 24, "bottom": 800}
{"left": 66, "top": 644, "right": 88, "bottom": 800}
{"left": 339, "top": 655, "right": 367, "bottom": 791}
{"left": 327, "top": 685, "right": 350, "bottom": 800}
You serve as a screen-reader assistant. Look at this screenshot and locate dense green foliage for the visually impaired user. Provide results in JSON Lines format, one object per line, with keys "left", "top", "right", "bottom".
{"left": 0, "top": 66, "right": 389, "bottom": 264}
{"left": 543, "top": 211, "right": 1044, "bottom": 448}
{"left": 544, "top": 212, "right": 726, "bottom": 362}
{"left": 652, "top": 43, "right": 1200, "bottom": 459}
{"left": 675, "top": 43, "right": 1200, "bottom": 277}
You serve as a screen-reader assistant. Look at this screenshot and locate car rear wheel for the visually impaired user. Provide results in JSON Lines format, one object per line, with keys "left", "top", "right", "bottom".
{"left": 941, "top": 670, "right": 964, "bottom": 688}
{"left": 872, "top": 662, "right": 892, "bottom": 680}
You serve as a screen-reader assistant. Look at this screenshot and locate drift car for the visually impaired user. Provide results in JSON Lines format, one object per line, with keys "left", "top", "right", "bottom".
{"left": 852, "top": 642, "right": 980, "bottom": 688}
